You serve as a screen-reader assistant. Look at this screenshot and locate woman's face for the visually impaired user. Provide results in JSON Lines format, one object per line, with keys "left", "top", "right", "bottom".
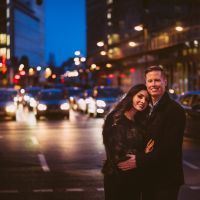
{"left": 132, "top": 90, "right": 149, "bottom": 111}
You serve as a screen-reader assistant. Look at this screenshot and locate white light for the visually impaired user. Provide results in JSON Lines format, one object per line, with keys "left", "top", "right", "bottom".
{"left": 75, "top": 61, "right": 81, "bottom": 65}
{"left": 30, "top": 98, "right": 37, "bottom": 108}
{"left": 60, "top": 103, "right": 70, "bottom": 110}
{"left": 80, "top": 57, "right": 86, "bottom": 62}
{"left": 107, "top": 13, "right": 111, "bottom": 19}
{"left": 19, "top": 64, "right": 24, "bottom": 71}
{"left": 97, "top": 108, "right": 104, "bottom": 113}
{"left": 96, "top": 100, "right": 106, "bottom": 107}
{"left": 175, "top": 26, "right": 183, "bottom": 32}
{"left": 6, "top": 104, "right": 16, "bottom": 113}
{"left": 134, "top": 25, "right": 143, "bottom": 31}
{"left": 23, "top": 95, "right": 30, "bottom": 101}
{"left": 169, "top": 89, "right": 175, "bottom": 94}
{"left": 194, "top": 40, "right": 198, "bottom": 46}
{"left": 75, "top": 51, "right": 80, "bottom": 56}
{"left": 97, "top": 41, "right": 104, "bottom": 47}
{"left": 64, "top": 70, "right": 79, "bottom": 77}
{"left": 37, "top": 104, "right": 47, "bottom": 111}
{"left": 100, "top": 51, "right": 107, "bottom": 56}
{"left": 37, "top": 66, "right": 42, "bottom": 71}
{"left": 74, "top": 57, "right": 79, "bottom": 62}
{"left": 128, "top": 41, "right": 137, "bottom": 47}
{"left": 20, "top": 89, "right": 25, "bottom": 94}
{"left": 91, "top": 64, "right": 97, "bottom": 69}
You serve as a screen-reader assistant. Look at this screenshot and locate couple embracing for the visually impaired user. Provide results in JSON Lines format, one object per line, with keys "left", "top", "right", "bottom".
{"left": 102, "top": 66, "right": 186, "bottom": 200}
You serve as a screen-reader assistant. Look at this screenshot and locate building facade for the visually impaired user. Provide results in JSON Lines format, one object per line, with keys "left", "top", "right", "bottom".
{"left": 0, "top": 0, "right": 45, "bottom": 85}
{"left": 86, "top": 0, "right": 200, "bottom": 93}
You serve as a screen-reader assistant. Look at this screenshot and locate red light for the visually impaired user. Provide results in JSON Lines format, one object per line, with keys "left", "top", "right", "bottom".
{"left": 120, "top": 74, "right": 126, "bottom": 78}
{"left": 60, "top": 77, "right": 64, "bottom": 83}
{"left": 14, "top": 74, "right": 20, "bottom": 79}
{"left": 1, "top": 54, "right": 7, "bottom": 74}
{"left": 2, "top": 54, "right": 6, "bottom": 65}
{"left": 130, "top": 68, "right": 136, "bottom": 73}
{"left": 19, "top": 70, "right": 26, "bottom": 76}
{"left": 108, "top": 74, "right": 114, "bottom": 78}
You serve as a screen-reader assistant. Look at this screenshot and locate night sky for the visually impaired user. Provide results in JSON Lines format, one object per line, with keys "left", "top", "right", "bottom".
{"left": 44, "top": 0, "right": 86, "bottom": 66}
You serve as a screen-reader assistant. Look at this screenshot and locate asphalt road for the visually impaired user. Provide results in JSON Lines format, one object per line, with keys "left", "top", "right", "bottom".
{"left": 0, "top": 110, "right": 199, "bottom": 200}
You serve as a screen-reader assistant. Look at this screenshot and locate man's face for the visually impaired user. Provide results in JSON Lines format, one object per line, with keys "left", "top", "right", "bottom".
{"left": 145, "top": 70, "right": 167, "bottom": 99}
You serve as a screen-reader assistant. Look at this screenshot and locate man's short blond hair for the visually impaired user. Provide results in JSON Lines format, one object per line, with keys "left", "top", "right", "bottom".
{"left": 145, "top": 65, "right": 166, "bottom": 78}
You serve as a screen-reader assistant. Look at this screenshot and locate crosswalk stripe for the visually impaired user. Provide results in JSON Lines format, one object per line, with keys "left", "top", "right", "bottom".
{"left": 66, "top": 188, "right": 84, "bottom": 192}
{"left": 183, "top": 160, "right": 199, "bottom": 170}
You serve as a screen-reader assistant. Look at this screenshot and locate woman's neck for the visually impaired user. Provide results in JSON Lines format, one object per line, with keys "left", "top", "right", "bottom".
{"left": 124, "top": 108, "right": 137, "bottom": 121}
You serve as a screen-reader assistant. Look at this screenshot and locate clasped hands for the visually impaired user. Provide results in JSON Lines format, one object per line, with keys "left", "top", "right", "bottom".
{"left": 117, "top": 154, "right": 137, "bottom": 171}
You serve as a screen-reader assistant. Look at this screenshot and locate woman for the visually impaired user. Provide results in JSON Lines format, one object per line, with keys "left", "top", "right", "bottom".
{"left": 102, "top": 84, "right": 149, "bottom": 200}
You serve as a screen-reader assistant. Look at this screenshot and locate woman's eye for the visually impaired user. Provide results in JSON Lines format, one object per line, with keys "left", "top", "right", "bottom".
{"left": 138, "top": 94, "right": 143, "bottom": 98}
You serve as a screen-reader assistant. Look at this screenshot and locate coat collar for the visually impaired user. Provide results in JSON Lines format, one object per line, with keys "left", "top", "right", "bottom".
{"left": 148, "top": 92, "right": 170, "bottom": 118}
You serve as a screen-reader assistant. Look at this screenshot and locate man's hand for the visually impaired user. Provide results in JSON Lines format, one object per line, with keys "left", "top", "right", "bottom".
{"left": 117, "top": 154, "right": 137, "bottom": 171}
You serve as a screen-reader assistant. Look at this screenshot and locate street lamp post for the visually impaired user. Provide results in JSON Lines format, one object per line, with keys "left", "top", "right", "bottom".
{"left": 134, "top": 24, "right": 149, "bottom": 68}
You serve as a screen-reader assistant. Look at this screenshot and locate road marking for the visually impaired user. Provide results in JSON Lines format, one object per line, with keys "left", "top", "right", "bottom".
{"left": 189, "top": 186, "right": 200, "bottom": 190}
{"left": 31, "top": 136, "right": 39, "bottom": 145}
{"left": 183, "top": 160, "right": 199, "bottom": 170}
{"left": 38, "top": 154, "right": 50, "bottom": 172}
{"left": 97, "top": 188, "right": 104, "bottom": 191}
{"left": 33, "top": 189, "right": 53, "bottom": 193}
{"left": 66, "top": 188, "right": 84, "bottom": 192}
{"left": 0, "top": 190, "right": 18, "bottom": 193}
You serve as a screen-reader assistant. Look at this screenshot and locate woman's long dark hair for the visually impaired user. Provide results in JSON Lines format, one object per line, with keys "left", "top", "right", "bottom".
{"left": 103, "top": 84, "right": 149, "bottom": 131}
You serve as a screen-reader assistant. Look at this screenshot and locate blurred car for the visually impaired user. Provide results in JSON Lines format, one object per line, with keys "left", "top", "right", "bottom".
{"left": 35, "top": 88, "right": 70, "bottom": 119}
{"left": 0, "top": 89, "right": 17, "bottom": 120}
{"left": 65, "top": 87, "right": 83, "bottom": 110}
{"left": 76, "top": 89, "right": 92, "bottom": 113}
{"left": 87, "top": 86, "right": 123, "bottom": 117}
{"left": 168, "top": 89, "right": 178, "bottom": 100}
{"left": 177, "top": 91, "right": 200, "bottom": 139}
{"left": 24, "top": 86, "right": 43, "bottom": 111}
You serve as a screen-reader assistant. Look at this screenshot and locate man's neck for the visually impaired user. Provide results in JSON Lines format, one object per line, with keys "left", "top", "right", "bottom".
{"left": 151, "top": 95, "right": 162, "bottom": 105}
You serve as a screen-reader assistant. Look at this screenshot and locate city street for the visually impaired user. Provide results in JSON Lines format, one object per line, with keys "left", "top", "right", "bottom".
{"left": 0, "top": 110, "right": 199, "bottom": 200}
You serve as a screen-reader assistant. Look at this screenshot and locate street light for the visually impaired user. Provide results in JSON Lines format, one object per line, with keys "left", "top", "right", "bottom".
{"left": 134, "top": 24, "right": 149, "bottom": 67}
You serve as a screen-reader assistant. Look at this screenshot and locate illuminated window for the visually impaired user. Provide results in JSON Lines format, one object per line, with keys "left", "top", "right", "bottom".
{"left": 0, "top": 34, "right": 7, "bottom": 45}
{"left": 6, "top": 48, "right": 10, "bottom": 59}
{"left": 107, "top": 13, "right": 111, "bottom": 19}
{"left": 108, "top": 34, "right": 120, "bottom": 45}
{"left": 7, "top": 8, "right": 10, "bottom": 18}
{"left": 107, "top": 0, "right": 113, "bottom": 4}
{"left": 7, "top": 35, "right": 10, "bottom": 45}
{"left": 107, "top": 22, "right": 112, "bottom": 26}
{"left": 0, "top": 48, "right": 7, "bottom": 56}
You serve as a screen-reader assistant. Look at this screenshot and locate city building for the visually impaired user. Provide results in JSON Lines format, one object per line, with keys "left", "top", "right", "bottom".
{"left": 86, "top": 0, "right": 200, "bottom": 93}
{"left": 0, "top": 0, "right": 45, "bottom": 86}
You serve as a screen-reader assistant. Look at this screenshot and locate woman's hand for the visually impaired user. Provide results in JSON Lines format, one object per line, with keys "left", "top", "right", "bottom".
{"left": 117, "top": 154, "right": 137, "bottom": 171}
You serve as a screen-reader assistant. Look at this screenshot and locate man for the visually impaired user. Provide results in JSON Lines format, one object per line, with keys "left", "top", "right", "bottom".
{"left": 118, "top": 65, "right": 186, "bottom": 200}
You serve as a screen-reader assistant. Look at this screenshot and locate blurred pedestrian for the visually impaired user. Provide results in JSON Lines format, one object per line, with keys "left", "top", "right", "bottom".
{"left": 102, "top": 84, "right": 149, "bottom": 200}
{"left": 118, "top": 65, "right": 186, "bottom": 200}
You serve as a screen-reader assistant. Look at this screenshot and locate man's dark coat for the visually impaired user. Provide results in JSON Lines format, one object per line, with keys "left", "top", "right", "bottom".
{"left": 136, "top": 92, "right": 186, "bottom": 188}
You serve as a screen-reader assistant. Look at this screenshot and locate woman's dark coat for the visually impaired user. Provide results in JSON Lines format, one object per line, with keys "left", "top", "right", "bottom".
{"left": 102, "top": 114, "right": 146, "bottom": 200}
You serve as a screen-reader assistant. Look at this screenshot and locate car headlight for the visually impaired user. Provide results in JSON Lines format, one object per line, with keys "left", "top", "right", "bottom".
{"left": 6, "top": 104, "right": 16, "bottom": 113}
{"left": 37, "top": 104, "right": 47, "bottom": 111}
{"left": 23, "top": 95, "right": 30, "bottom": 102}
{"left": 96, "top": 100, "right": 106, "bottom": 107}
{"left": 60, "top": 102, "right": 70, "bottom": 110}
{"left": 30, "top": 98, "right": 37, "bottom": 107}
